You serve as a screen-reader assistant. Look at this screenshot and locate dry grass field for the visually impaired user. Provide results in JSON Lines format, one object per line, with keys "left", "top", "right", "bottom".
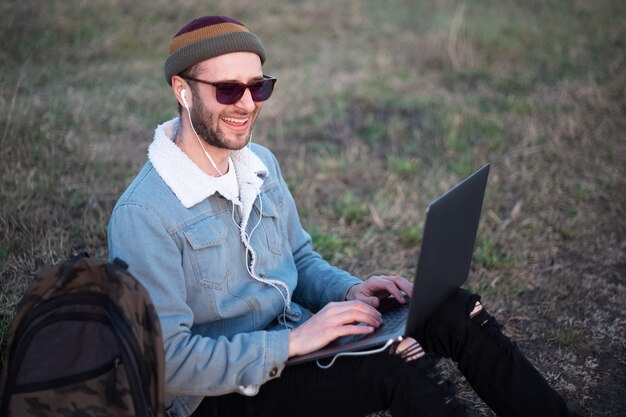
{"left": 1, "top": 0, "right": 624, "bottom": 415}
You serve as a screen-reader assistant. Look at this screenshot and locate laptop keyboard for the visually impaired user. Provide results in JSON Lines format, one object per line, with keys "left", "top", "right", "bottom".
{"left": 332, "top": 297, "right": 408, "bottom": 346}
{"left": 378, "top": 297, "right": 409, "bottom": 331}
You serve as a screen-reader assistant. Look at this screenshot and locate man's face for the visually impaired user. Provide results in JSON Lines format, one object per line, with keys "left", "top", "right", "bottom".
{"left": 188, "top": 52, "right": 264, "bottom": 151}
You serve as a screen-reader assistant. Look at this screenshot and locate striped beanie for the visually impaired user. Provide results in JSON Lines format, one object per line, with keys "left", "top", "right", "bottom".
{"left": 164, "top": 16, "right": 266, "bottom": 85}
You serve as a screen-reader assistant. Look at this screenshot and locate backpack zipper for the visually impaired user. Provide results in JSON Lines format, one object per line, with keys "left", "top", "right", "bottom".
{"left": 12, "top": 357, "right": 119, "bottom": 393}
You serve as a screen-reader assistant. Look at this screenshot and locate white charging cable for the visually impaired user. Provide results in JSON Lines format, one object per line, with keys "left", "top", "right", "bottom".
{"left": 315, "top": 336, "right": 402, "bottom": 369}
{"left": 231, "top": 196, "right": 291, "bottom": 325}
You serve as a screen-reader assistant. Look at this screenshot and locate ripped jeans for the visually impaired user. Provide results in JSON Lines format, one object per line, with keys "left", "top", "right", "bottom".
{"left": 190, "top": 289, "right": 574, "bottom": 417}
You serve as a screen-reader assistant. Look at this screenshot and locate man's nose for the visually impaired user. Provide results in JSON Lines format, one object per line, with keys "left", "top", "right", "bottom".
{"left": 236, "top": 88, "right": 256, "bottom": 112}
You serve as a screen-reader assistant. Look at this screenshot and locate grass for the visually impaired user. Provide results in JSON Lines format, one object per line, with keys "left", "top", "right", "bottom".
{"left": 550, "top": 328, "right": 585, "bottom": 348}
{"left": 309, "top": 229, "right": 354, "bottom": 265}
{"left": 333, "top": 191, "right": 370, "bottom": 225}
{"left": 473, "top": 238, "right": 514, "bottom": 270}
{"left": 1, "top": 0, "right": 625, "bottom": 415}
{"left": 400, "top": 225, "right": 424, "bottom": 246}
{"left": 387, "top": 157, "right": 420, "bottom": 178}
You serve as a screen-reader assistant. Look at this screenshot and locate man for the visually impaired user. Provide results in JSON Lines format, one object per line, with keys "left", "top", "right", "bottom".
{"left": 108, "top": 15, "right": 577, "bottom": 417}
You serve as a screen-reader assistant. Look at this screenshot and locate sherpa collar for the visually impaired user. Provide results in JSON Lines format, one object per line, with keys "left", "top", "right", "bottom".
{"left": 148, "top": 118, "right": 269, "bottom": 222}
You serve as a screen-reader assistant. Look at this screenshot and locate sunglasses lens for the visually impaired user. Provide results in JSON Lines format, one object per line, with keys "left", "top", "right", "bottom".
{"left": 249, "top": 79, "right": 275, "bottom": 102}
{"left": 215, "top": 83, "right": 245, "bottom": 105}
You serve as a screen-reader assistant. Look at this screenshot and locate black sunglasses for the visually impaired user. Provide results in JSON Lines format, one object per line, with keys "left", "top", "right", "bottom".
{"left": 181, "top": 74, "right": 277, "bottom": 105}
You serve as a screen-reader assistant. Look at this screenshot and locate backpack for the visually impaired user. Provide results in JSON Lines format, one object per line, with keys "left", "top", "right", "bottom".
{"left": 0, "top": 252, "right": 165, "bottom": 417}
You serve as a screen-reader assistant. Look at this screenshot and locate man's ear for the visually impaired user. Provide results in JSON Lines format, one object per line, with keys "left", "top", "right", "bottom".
{"left": 171, "top": 75, "right": 189, "bottom": 110}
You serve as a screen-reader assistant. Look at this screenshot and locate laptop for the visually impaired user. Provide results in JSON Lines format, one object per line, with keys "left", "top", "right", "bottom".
{"left": 287, "top": 163, "right": 490, "bottom": 366}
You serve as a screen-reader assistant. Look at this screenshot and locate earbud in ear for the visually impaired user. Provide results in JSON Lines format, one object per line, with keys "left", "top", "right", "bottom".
{"left": 181, "top": 89, "right": 189, "bottom": 109}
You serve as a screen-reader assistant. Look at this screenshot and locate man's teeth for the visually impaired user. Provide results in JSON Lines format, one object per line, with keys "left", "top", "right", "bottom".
{"left": 222, "top": 116, "right": 248, "bottom": 124}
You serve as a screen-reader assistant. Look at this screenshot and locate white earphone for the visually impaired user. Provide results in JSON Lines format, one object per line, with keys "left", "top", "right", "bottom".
{"left": 181, "top": 89, "right": 189, "bottom": 109}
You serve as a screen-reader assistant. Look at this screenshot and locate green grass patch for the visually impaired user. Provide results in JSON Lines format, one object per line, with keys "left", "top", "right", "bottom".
{"left": 400, "top": 225, "right": 423, "bottom": 246}
{"left": 69, "top": 189, "right": 89, "bottom": 209}
{"left": 387, "top": 157, "right": 420, "bottom": 178}
{"left": 443, "top": 115, "right": 505, "bottom": 153}
{"left": 464, "top": 280, "right": 526, "bottom": 299}
{"left": 308, "top": 229, "right": 353, "bottom": 264}
{"left": 549, "top": 328, "right": 584, "bottom": 348}
{"left": 437, "top": 110, "right": 506, "bottom": 177}
{"left": 558, "top": 228, "right": 576, "bottom": 241}
{"left": 359, "top": 111, "right": 388, "bottom": 145}
{"left": 313, "top": 145, "right": 346, "bottom": 174}
{"left": 333, "top": 191, "right": 369, "bottom": 225}
{"left": 569, "top": 185, "right": 591, "bottom": 200}
{"left": 473, "top": 238, "right": 514, "bottom": 269}
{"left": 464, "top": 282, "right": 499, "bottom": 298}
{"left": 506, "top": 95, "right": 535, "bottom": 115}
{"left": 446, "top": 153, "right": 474, "bottom": 178}
{"left": 565, "top": 207, "right": 578, "bottom": 218}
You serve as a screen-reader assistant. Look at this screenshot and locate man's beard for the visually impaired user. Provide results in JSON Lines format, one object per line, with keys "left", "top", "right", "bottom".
{"left": 190, "top": 96, "right": 252, "bottom": 151}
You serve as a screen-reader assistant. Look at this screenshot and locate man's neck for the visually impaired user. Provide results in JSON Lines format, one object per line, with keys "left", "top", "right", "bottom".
{"left": 174, "top": 126, "right": 230, "bottom": 177}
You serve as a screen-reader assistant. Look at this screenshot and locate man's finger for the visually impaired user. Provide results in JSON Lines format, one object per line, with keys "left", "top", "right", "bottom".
{"left": 377, "top": 279, "right": 408, "bottom": 304}
{"left": 324, "top": 301, "right": 382, "bottom": 326}
{"left": 391, "top": 277, "right": 413, "bottom": 300}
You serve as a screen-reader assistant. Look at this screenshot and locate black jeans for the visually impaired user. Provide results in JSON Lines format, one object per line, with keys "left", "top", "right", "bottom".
{"left": 191, "top": 289, "right": 573, "bottom": 417}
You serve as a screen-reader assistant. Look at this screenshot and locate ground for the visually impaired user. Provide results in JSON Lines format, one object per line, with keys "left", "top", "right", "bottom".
{"left": 1, "top": 0, "right": 624, "bottom": 415}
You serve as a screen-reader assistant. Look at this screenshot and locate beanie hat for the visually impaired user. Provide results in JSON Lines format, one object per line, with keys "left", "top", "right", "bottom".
{"left": 164, "top": 16, "right": 266, "bottom": 85}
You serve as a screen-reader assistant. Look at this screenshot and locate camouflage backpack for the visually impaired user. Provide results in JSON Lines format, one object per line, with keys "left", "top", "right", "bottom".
{"left": 0, "top": 252, "right": 165, "bottom": 417}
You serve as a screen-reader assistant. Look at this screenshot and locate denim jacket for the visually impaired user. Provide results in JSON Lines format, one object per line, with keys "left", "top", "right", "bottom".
{"left": 108, "top": 119, "right": 361, "bottom": 417}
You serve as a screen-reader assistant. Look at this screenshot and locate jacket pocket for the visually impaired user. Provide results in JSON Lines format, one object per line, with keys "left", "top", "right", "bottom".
{"left": 182, "top": 218, "right": 230, "bottom": 286}
{"left": 257, "top": 189, "right": 285, "bottom": 256}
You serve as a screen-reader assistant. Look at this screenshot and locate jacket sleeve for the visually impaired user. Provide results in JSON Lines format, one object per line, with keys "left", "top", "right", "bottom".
{"left": 108, "top": 202, "right": 289, "bottom": 397}
{"left": 260, "top": 149, "right": 363, "bottom": 312}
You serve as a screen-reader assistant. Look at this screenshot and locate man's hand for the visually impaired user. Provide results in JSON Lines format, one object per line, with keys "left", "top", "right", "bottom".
{"left": 288, "top": 300, "right": 382, "bottom": 357}
{"left": 345, "top": 275, "right": 413, "bottom": 308}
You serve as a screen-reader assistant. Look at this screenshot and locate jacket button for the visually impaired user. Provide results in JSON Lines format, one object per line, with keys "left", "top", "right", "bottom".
{"left": 269, "top": 366, "right": 278, "bottom": 377}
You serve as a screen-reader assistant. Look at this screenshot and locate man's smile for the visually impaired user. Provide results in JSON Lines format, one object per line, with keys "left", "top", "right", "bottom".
{"left": 222, "top": 116, "right": 249, "bottom": 126}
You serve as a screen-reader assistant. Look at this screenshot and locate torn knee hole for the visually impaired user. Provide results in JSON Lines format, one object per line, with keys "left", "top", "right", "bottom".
{"left": 469, "top": 301, "right": 482, "bottom": 318}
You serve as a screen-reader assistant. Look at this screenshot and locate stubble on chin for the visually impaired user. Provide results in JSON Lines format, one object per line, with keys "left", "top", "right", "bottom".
{"left": 190, "top": 101, "right": 255, "bottom": 151}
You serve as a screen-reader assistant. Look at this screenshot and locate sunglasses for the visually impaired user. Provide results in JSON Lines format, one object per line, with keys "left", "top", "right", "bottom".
{"left": 181, "top": 74, "right": 277, "bottom": 105}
